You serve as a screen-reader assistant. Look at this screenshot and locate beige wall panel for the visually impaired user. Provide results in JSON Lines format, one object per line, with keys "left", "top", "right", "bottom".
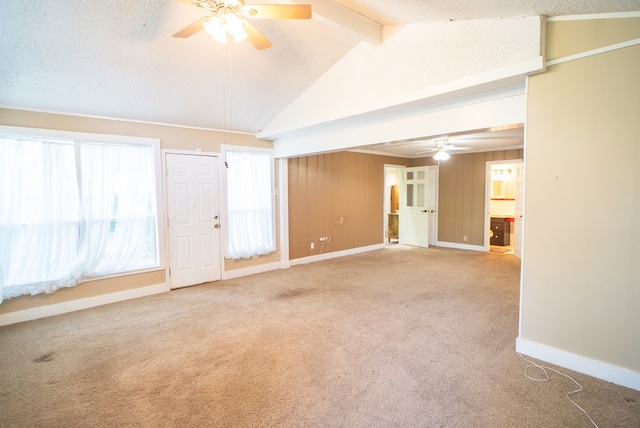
{"left": 546, "top": 17, "right": 640, "bottom": 61}
{"left": 438, "top": 156, "right": 456, "bottom": 241}
{"left": 289, "top": 157, "right": 307, "bottom": 257}
{"left": 320, "top": 154, "right": 334, "bottom": 246}
{"left": 0, "top": 108, "right": 270, "bottom": 151}
{"left": 408, "top": 158, "right": 438, "bottom": 167}
{"left": 471, "top": 153, "right": 487, "bottom": 244}
{"left": 332, "top": 152, "right": 348, "bottom": 250}
{"left": 0, "top": 270, "right": 165, "bottom": 315}
{"left": 288, "top": 158, "right": 300, "bottom": 258}
{"left": 224, "top": 251, "right": 280, "bottom": 271}
{"left": 367, "top": 159, "right": 384, "bottom": 245}
{"left": 288, "top": 152, "right": 408, "bottom": 260}
{"left": 523, "top": 37, "right": 640, "bottom": 371}
{"left": 461, "top": 154, "right": 475, "bottom": 243}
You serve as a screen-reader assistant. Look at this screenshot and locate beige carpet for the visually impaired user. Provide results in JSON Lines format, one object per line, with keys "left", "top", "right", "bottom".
{"left": 1, "top": 246, "right": 638, "bottom": 427}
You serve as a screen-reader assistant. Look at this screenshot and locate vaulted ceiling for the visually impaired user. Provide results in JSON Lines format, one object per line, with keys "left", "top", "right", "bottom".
{"left": 1, "top": 1, "right": 639, "bottom": 156}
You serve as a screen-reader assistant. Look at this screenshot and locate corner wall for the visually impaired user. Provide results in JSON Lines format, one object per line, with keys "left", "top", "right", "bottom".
{"left": 519, "top": 17, "right": 640, "bottom": 388}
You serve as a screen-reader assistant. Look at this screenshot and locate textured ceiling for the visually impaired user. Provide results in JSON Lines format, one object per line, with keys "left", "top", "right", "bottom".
{"left": 1, "top": 0, "right": 639, "bottom": 154}
{"left": 335, "top": 0, "right": 640, "bottom": 25}
{"left": 0, "top": 0, "right": 361, "bottom": 133}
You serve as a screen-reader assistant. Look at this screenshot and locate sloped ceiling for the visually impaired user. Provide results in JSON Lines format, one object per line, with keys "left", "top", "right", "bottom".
{"left": 1, "top": 0, "right": 639, "bottom": 144}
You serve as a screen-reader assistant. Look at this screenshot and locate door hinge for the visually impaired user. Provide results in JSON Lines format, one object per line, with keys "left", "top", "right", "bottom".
{"left": 168, "top": 268, "right": 171, "bottom": 277}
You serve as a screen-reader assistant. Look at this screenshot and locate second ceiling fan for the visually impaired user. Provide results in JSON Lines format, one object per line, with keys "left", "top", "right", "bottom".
{"left": 173, "top": 0, "right": 312, "bottom": 50}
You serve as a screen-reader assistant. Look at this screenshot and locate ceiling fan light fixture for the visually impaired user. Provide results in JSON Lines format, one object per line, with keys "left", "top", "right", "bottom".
{"left": 203, "top": 16, "right": 227, "bottom": 42}
{"left": 203, "top": 13, "right": 247, "bottom": 43}
{"left": 433, "top": 149, "right": 450, "bottom": 161}
{"left": 225, "top": 13, "right": 248, "bottom": 42}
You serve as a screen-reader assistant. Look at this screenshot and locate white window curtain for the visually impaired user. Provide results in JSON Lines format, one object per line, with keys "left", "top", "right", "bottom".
{"left": 0, "top": 137, "right": 158, "bottom": 303}
{"left": 226, "top": 151, "right": 275, "bottom": 259}
{"left": 0, "top": 138, "right": 80, "bottom": 301}
{"left": 75, "top": 143, "right": 157, "bottom": 277}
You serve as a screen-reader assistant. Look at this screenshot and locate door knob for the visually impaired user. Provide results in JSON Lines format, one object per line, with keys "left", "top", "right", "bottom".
{"left": 214, "top": 224, "right": 219, "bottom": 228}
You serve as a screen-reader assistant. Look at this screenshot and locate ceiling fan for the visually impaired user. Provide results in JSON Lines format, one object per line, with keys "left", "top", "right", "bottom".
{"left": 173, "top": 0, "right": 312, "bottom": 50}
{"left": 415, "top": 139, "right": 471, "bottom": 160}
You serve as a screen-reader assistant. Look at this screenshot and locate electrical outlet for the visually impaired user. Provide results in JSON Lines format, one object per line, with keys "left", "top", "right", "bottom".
{"left": 319, "top": 237, "right": 325, "bottom": 242}
{"left": 276, "top": 252, "right": 280, "bottom": 260}
{"left": 463, "top": 235, "right": 468, "bottom": 242}
{"left": 310, "top": 242, "right": 314, "bottom": 250}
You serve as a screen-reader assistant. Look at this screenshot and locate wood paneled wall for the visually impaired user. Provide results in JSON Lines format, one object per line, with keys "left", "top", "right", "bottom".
{"left": 437, "top": 149, "right": 523, "bottom": 246}
{"left": 288, "top": 152, "right": 408, "bottom": 259}
{"left": 288, "top": 148, "right": 523, "bottom": 258}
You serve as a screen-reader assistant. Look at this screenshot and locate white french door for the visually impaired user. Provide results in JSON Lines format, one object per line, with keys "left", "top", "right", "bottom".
{"left": 166, "top": 153, "right": 221, "bottom": 289}
{"left": 400, "top": 166, "right": 430, "bottom": 248}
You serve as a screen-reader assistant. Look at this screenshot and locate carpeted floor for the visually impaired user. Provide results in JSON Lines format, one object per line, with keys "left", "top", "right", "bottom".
{"left": 0, "top": 246, "right": 638, "bottom": 427}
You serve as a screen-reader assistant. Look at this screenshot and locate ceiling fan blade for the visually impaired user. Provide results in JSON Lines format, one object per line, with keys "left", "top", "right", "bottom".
{"left": 172, "top": 17, "right": 209, "bottom": 38}
{"left": 240, "top": 4, "right": 312, "bottom": 19}
{"left": 242, "top": 20, "right": 272, "bottom": 50}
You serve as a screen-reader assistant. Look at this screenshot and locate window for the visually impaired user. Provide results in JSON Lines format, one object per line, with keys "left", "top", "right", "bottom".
{"left": 0, "top": 130, "right": 160, "bottom": 302}
{"left": 225, "top": 150, "right": 275, "bottom": 259}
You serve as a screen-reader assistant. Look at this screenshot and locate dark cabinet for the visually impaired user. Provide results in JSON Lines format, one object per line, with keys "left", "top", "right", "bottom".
{"left": 490, "top": 217, "right": 511, "bottom": 246}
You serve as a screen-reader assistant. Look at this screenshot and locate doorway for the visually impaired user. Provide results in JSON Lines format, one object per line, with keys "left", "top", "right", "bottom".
{"left": 384, "top": 164, "right": 438, "bottom": 247}
{"left": 485, "top": 160, "right": 523, "bottom": 257}
{"left": 165, "top": 152, "right": 222, "bottom": 288}
{"left": 401, "top": 166, "right": 431, "bottom": 248}
{"left": 383, "top": 165, "right": 403, "bottom": 244}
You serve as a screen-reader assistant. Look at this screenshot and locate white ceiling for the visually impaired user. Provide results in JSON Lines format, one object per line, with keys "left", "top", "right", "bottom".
{"left": 1, "top": 1, "right": 639, "bottom": 156}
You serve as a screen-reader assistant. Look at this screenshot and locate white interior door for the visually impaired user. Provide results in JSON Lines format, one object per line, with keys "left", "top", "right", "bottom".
{"left": 166, "top": 153, "right": 221, "bottom": 289}
{"left": 513, "top": 162, "right": 525, "bottom": 259}
{"left": 400, "top": 166, "right": 429, "bottom": 248}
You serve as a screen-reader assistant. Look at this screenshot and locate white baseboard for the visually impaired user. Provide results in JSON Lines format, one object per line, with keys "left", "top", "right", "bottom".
{"left": 435, "top": 241, "right": 486, "bottom": 252}
{"left": 516, "top": 337, "right": 640, "bottom": 391}
{"left": 0, "top": 283, "right": 169, "bottom": 327}
{"left": 222, "top": 260, "right": 289, "bottom": 280}
{"left": 290, "top": 244, "right": 385, "bottom": 267}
